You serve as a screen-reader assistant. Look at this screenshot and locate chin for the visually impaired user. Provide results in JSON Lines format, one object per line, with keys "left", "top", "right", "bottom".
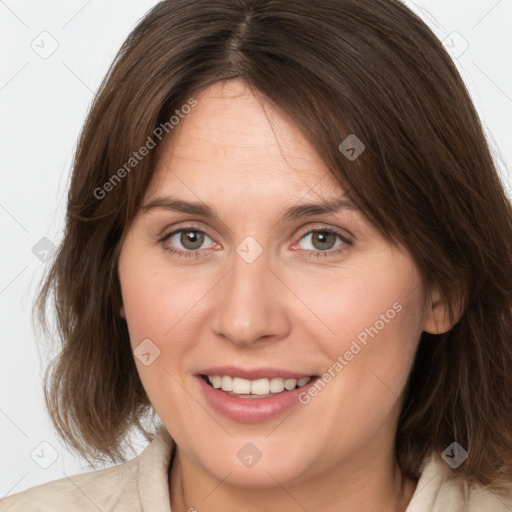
{"left": 198, "top": 436, "right": 318, "bottom": 488}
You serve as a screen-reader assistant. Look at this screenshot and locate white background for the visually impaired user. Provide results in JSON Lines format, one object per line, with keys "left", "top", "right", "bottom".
{"left": 1, "top": 0, "right": 511, "bottom": 497}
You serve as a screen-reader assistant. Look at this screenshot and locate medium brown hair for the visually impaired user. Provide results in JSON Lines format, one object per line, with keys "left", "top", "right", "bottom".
{"left": 36, "top": 0, "right": 512, "bottom": 496}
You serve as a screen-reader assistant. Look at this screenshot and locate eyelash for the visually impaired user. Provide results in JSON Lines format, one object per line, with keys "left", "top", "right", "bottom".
{"left": 158, "top": 225, "right": 352, "bottom": 260}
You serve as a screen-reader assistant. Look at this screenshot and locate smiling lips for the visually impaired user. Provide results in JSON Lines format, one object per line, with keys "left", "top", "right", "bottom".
{"left": 196, "top": 367, "right": 320, "bottom": 422}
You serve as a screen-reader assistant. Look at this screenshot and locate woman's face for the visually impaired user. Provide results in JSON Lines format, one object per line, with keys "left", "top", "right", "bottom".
{"left": 118, "top": 79, "right": 433, "bottom": 487}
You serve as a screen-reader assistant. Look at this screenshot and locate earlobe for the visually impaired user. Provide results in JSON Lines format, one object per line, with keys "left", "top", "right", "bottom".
{"left": 422, "top": 287, "right": 463, "bottom": 334}
{"left": 120, "top": 305, "right": 126, "bottom": 319}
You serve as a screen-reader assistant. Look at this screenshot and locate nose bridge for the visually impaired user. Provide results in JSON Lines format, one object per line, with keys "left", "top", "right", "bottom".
{"left": 211, "top": 243, "right": 289, "bottom": 345}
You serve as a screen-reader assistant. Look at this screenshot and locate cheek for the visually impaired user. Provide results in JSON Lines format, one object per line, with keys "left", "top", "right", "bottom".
{"left": 284, "top": 254, "right": 422, "bottom": 353}
{"left": 289, "top": 256, "right": 423, "bottom": 410}
{"left": 118, "top": 249, "right": 222, "bottom": 417}
{"left": 285, "top": 270, "right": 423, "bottom": 465}
{"left": 118, "top": 254, "right": 207, "bottom": 417}
{"left": 119, "top": 250, "right": 212, "bottom": 351}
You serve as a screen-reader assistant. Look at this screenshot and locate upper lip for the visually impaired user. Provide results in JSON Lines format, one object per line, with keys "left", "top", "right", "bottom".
{"left": 197, "top": 366, "right": 316, "bottom": 380}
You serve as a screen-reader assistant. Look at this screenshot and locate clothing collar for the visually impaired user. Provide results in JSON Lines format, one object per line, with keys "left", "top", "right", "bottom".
{"left": 137, "top": 426, "right": 175, "bottom": 511}
{"left": 133, "top": 426, "right": 511, "bottom": 511}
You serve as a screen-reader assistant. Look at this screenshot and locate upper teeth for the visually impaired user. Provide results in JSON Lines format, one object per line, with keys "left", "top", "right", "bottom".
{"left": 207, "top": 375, "right": 312, "bottom": 395}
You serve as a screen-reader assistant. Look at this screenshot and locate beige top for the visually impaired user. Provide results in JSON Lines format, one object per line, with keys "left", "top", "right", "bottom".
{"left": 1, "top": 426, "right": 510, "bottom": 511}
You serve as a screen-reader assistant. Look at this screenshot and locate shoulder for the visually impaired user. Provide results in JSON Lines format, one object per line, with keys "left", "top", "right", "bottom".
{"left": 0, "top": 462, "right": 135, "bottom": 512}
{"left": 0, "top": 427, "right": 175, "bottom": 512}
{"left": 407, "top": 451, "right": 512, "bottom": 511}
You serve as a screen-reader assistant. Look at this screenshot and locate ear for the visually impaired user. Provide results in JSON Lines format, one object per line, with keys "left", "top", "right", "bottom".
{"left": 120, "top": 305, "right": 126, "bottom": 319}
{"left": 422, "top": 286, "right": 464, "bottom": 334}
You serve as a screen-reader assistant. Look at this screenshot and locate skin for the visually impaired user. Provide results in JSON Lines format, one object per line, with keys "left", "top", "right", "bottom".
{"left": 118, "top": 79, "right": 458, "bottom": 512}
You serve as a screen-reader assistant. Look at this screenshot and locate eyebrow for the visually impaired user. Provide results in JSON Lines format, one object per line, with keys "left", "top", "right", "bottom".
{"left": 142, "top": 195, "right": 359, "bottom": 221}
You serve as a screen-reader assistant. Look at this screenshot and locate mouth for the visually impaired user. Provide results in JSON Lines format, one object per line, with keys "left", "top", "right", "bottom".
{"left": 199, "top": 374, "right": 319, "bottom": 399}
{"left": 196, "top": 370, "right": 322, "bottom": 423}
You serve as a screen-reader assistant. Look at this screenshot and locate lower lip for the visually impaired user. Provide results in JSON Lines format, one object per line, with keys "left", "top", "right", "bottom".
{"left": 196, "top": 376, "right": 319, "bottom": 423}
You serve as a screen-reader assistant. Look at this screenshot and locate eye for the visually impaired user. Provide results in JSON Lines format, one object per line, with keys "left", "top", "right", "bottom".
{"left": 297, "top": 228, "right": 351, "bottom": 257}
{"left": 160, "top": 228, "right": 215, "bottom": 258}
{"left": 158, "top": 225, "right": 352, "bottom": 260}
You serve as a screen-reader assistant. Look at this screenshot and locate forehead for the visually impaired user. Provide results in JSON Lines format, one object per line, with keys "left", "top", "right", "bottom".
{"left": 144, "top": 79, "right": 345, "bottom": 203}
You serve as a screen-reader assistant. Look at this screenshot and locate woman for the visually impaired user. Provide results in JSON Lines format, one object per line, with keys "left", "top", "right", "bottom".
{"left": 2, "top": 0, "right": 512, "bottom": 510}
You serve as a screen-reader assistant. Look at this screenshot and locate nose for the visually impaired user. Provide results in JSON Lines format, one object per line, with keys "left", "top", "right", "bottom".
{"left": 210, "top": 246, "right": 291, "bottom": 347}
